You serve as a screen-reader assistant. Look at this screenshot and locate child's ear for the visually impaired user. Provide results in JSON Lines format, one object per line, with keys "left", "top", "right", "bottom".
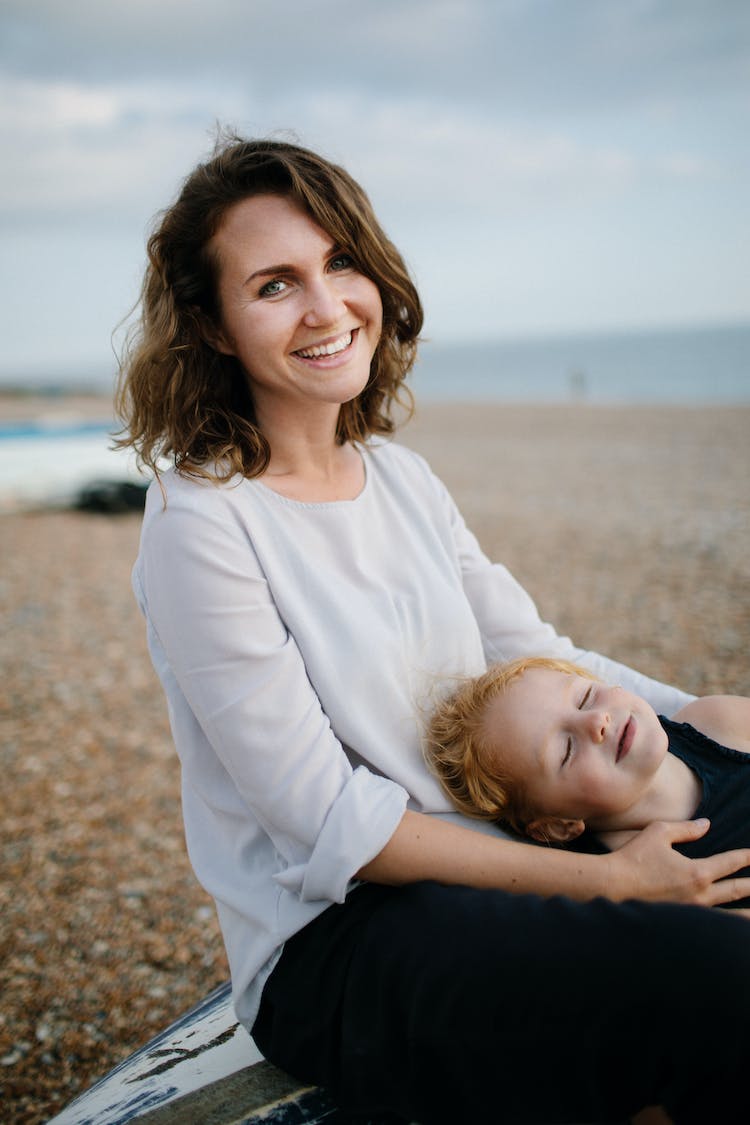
{"left": 526, "top": 817, "right": 586, "bottom": 844}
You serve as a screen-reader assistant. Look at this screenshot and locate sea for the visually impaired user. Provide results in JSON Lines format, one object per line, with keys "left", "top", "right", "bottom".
{"left": 1, "top": 321, "right": 748, "bottom": 511}
{"left": 410, "top": 321, "right": 750, "bottom": 404}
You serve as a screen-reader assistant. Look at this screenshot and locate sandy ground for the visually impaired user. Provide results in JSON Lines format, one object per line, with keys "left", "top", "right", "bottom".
{"left": 1, "top": 396, "right": 749, "bottom": 1122}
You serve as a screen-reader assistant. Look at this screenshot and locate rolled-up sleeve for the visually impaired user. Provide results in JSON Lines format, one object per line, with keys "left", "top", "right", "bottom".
{"left": 274, "top": 766, "right": 407, "bottom": 902}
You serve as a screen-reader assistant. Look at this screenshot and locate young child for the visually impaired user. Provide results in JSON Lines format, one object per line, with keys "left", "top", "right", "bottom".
{"left": 426, "top": 656, "right": 750, "bottom": 906}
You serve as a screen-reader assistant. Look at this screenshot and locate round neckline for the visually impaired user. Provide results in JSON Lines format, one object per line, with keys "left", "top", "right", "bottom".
{"left": 247, "top": 445, "right": 370, "bottom": 509}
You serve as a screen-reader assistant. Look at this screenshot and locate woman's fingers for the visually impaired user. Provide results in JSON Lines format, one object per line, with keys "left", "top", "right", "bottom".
{"left": 658, "top": 816, "right": 711, "bottom": 844}
{"left": 613, "top": 819, "right": 750, "bottom": 906}
{"left": 661, "top": 820, "right": 750, "bottom": 906}
{"left": 725, "top": 906, "right": 750, "bottom": 921}
{"left": 700, "top": 868, "right": 750, "bottom": 908}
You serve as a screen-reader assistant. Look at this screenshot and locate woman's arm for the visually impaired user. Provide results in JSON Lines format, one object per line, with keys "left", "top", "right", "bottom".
{"left": 673, "top": 696, "right": 750, "bottom": 753}
{"left": 359, "top": 809, "right": 750, "bottom": 908}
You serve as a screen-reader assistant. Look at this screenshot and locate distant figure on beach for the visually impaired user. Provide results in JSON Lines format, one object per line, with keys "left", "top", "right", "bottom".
{"left": 116, "top": 134, "right": 750, "bottom": 1124}
{"left": 568, "top": 366, "right": 587, "bottom": 399}
{"left": 427, "top": 656, "right": 750, "bottom": 909}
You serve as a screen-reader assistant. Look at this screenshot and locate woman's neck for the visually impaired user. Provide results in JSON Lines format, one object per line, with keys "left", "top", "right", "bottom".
{"left": 254, "top": 402, "right": 366, "bottom": 503}
{"left": 260, "top": 442, "right": 365, "bottom": 503}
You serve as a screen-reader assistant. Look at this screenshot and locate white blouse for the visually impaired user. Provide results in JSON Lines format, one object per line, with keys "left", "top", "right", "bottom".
{"left": 133, "top": 440, "right": 692, "bottom": 1029}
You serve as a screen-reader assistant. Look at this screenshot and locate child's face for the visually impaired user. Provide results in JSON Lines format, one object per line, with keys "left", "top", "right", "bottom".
{"left": 481, "top": 668, "right": 669, "bottom": 830}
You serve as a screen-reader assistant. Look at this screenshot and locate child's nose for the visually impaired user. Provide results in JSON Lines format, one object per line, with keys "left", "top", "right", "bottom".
{"left": 586, "top": 709, "right": 611, "bottom": 743}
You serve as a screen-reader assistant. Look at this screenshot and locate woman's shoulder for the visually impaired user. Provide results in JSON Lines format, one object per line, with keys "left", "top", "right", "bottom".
{"left": 361, "top": 439, "right": 458, "bottom": 526}
{"left": 363, "top": 437, "right": 439, "bottom": 484}
{"left": 144, "top": 464, "right": 223, "bottom": 504}
{"left": 141, "top": 465, "right": 255, "bottom": 535}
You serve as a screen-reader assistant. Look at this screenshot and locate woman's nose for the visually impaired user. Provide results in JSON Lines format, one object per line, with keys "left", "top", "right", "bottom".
{"left": 302, "top": 278, "right": 347, "bottom": 326}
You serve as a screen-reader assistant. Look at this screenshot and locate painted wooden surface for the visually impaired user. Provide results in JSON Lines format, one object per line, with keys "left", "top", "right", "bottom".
{"left": 46, "top": 981, "right": 402, "bottom": 1124}
{"left": 47, "top": 980, "right": 263, "bottom": 1123}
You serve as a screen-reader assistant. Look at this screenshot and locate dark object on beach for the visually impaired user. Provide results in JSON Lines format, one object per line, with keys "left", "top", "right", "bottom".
{"left": 75, "top": 479, "right": 148, "bottom": 513}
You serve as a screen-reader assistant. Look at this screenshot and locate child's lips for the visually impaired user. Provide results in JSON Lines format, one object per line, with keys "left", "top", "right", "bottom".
{"left": 616, "top": 717, "right": 636, "bottom": 762}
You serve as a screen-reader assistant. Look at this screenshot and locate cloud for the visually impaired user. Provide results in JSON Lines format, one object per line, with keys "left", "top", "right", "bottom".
{"left": 0, "top": 75, "right": 241, "bottom": 221}
{"left": 0, "top": 71, "right": 721, "bottom": 229}
{"left": 0, "top": 76, "right": 120, "bottom": 128}
{"left": 2, "top": 0, "right": 749, "bottom": 111}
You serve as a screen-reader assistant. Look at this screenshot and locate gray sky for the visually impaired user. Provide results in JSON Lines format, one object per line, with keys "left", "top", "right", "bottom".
{"left": 1, "top": 0, "right": 748, "bottom": 382}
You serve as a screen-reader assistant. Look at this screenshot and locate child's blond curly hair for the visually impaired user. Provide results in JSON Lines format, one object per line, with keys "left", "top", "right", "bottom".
{"left": 425, "top": 656, "right": 596, "bottom": 835}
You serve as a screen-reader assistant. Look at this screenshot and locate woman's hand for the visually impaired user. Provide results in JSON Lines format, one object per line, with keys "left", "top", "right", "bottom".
{"left": 605, "top": 818, "right": 750, "bottom": 907}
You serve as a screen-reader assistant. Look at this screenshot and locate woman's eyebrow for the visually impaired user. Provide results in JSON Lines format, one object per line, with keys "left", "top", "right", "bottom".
{"left": 243, "top": 263, "right": 293, "bottom": 286}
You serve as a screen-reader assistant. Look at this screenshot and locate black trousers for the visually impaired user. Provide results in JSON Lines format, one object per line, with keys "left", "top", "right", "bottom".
{"left": 252, "top": 881, "right": 750, "bottom": 1124}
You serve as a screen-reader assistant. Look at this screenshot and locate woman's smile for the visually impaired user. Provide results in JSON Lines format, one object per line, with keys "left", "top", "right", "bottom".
{"left": 293, "top": 329, "right": 355, "bottom": 361}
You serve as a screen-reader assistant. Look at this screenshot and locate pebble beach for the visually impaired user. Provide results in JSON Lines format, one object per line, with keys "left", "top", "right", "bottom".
{"left": 2, "top": 394, "right": 749, "bottom": 1122}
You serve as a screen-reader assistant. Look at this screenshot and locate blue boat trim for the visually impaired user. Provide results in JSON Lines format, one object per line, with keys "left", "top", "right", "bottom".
{"left": 0, "top": 419, "right": 113, "bottom": 441}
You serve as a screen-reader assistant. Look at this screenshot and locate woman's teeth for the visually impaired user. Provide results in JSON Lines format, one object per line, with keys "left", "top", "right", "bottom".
{"left": 296, "top": 332, "right": 352, "bottom": 358}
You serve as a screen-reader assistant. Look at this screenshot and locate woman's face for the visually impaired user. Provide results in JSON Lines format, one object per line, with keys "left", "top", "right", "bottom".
{"left": 209, "top": 193, "right": 383, "bottom": 427}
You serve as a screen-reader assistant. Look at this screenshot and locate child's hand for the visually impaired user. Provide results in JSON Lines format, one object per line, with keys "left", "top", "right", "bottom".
{"left": 607, "top": 818, "right": 750, "bottom": 907}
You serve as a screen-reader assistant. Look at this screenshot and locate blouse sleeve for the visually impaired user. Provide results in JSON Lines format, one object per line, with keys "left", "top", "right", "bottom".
{"left": 134, "top": 490, "right": 408, "bottom": 905}
{"left": 432, "top": 470, "right": 695, "bottom": 717}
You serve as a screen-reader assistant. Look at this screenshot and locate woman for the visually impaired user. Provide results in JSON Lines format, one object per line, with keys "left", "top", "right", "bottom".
{"left": 118, "top": 135, "right": 750, "bottom": 1124}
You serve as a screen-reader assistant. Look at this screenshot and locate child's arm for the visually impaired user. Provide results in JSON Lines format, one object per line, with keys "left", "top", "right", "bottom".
{"left": 673, "top": 696, "right": 750, "bottom": 754}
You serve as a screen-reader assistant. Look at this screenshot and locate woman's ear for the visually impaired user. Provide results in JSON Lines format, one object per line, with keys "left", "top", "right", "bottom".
{"left": 525, "top": 817, "right": 586, "bottom": 844}
{"left": 197, "top": 311, "right": 234, "bottom": 357}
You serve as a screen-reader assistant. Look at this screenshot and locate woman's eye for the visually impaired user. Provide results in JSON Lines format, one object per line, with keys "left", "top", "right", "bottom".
{"left": 329, "top": 254, "right": 355, "bottom": 272}
{"left": 259, "top": 278, "right": 288, "bottom": 297}
{"left": 578, "top": 686, "right": 592, "bottom": 710}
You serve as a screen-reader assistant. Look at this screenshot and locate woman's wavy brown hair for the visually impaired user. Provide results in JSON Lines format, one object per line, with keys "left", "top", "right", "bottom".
{"left": 425, "top": 656, "right": 597, "bottom": 836}
{"left": 115, "top": 134, "right": 423, "bottom": 479}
